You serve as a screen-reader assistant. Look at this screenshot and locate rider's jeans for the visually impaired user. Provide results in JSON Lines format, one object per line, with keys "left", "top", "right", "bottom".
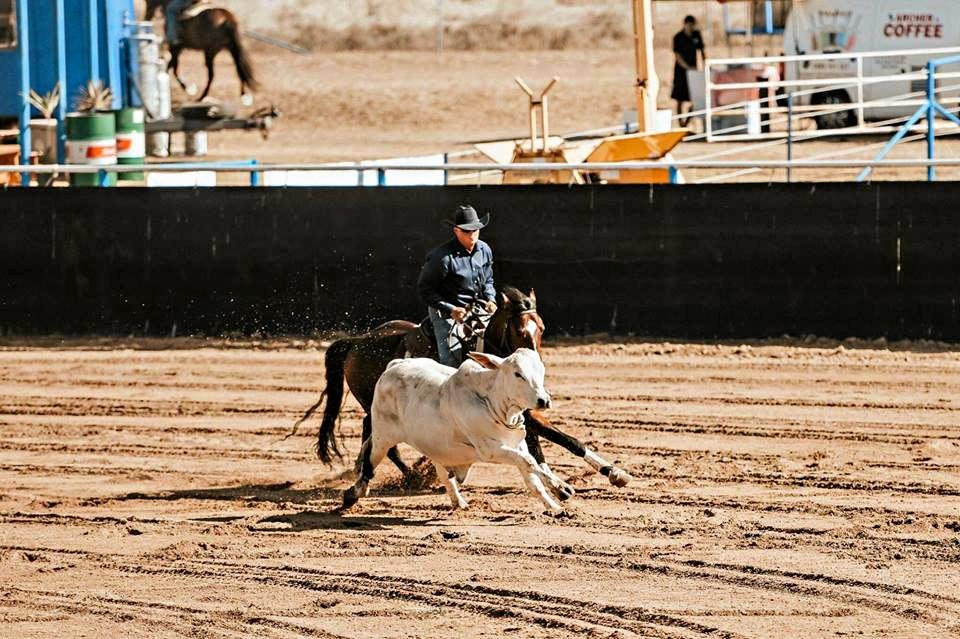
{"left": 166, "top": 0, "right": 190, "bottom": 44}
{"left": 428, "top": 307, "right": 461, "bottom": 367}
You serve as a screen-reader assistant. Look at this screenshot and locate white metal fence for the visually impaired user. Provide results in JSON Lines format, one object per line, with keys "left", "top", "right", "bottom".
{"left": 4, "top": 158, "right": 960, "bottom": 187}
{"left": 700, "top": 46, "right": 960, "bottom": 141}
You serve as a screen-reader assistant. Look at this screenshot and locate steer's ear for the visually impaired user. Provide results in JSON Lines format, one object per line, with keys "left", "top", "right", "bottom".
{"left": 467, "top": 352, "right": 503, "bottom": 370}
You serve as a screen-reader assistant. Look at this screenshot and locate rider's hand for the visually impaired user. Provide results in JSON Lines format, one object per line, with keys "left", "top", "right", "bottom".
{"left": 483, "top": 300, "right": 498, "bottom": 314}
{"left": 450, "top": 307, "right": 468, "bottom": 322}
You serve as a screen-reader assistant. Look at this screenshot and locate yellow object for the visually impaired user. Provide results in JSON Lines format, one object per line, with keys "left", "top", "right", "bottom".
{"left": 580, "top": 129, "right": 688, "bottom": 184}
{"left": 585, "top": 130, "right": 687, "bottom": 163}
{"left": 474, "top": 71, "right": 688, "bottom": 185}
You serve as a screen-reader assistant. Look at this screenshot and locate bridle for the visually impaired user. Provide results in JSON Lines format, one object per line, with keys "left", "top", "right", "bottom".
{"left": 487, "top": 307, "right": 540, "bottom": 357}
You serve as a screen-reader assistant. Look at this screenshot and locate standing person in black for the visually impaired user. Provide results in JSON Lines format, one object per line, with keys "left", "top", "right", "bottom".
{"left": 672, "top": 15, "right": 706, "bottom": 127}
{"left": 417, "top": 204, "right": 497, "bottom": 367}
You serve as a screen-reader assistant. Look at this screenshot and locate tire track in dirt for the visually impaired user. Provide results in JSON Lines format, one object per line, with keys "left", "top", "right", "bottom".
{"left": 0, "top": 398, "right": 284, "bottom": 418}
{"left": 0, "top": 440, "right": 304, "bottom": 462}
{"left": 0, "top": 462, "right": 236, "bottom": 476}
{"left": 427, "top": 539, "right": 959, "bottom": 631}
{"left": 0, "top": 512, "right": 204, "bottom": 528}
{"left": 3, "top": 588, "right": 341, "bottom": 638}
{"left": 592, "top": 374, "right": 960, "bottom": 393}
{"left": 3, "top": 375, "right": 312, "bottom": 394}
{"left": 564, "top": 393, "right": 960, "bottom": 412}
{"left": 0, "top": 419, "right": 364, "bottom": 441}
{"left": 604, "top": 465, "right": 960, "bottom": 496}
{"left": 559, "top": 416, "right": 959, "bottom": 445}
{"left": 118, "top": 559, "right": 744, "bottom": 639}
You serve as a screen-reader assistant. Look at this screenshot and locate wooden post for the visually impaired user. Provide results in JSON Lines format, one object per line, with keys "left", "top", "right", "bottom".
{"left": 632, "top": 0, "right": 659, "bottom": 133}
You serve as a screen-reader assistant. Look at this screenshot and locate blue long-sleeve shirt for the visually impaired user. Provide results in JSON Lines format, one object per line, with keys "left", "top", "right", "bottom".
{"left": 417, "top": 238, "right": 496, "bottom": 316}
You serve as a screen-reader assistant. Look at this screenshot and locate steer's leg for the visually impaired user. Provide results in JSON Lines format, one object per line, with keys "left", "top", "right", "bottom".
{"left": 353, "top": 414, "right": 409, "bottom": 479}
{"left": 451, "top": 464, "right": 473, "bottom": 485}
{"left": 435, "top": 462, "right": 469, "bottom": 510}
{"left": 518, "top": 439, "right": 575, "bottom": 501}
{"left": 489, "top": 444, "right": 566, "bottom": 513}
{"left": 342, "top": 433, "right": 393, "bottom": 510}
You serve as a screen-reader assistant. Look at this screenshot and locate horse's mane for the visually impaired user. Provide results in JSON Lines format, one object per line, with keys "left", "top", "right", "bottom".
{"left": 500, "top": 285, "right": 536, "bottom": 312}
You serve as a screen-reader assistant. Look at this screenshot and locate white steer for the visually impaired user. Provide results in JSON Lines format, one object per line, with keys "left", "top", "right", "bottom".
{"left": 342, "top": 348, "right": 574, "bottom": 513}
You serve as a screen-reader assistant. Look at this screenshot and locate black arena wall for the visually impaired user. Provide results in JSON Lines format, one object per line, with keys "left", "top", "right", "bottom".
{"left": 1, "top": 183, "right": 957, "bottom": 339}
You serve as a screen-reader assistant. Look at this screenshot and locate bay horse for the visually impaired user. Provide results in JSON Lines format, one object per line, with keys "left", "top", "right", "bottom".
{"left": 295, "top": 287, "right": 632, "bottom": 489}
{"left": 145, "top": 0, "right": 257, "bottom": 101}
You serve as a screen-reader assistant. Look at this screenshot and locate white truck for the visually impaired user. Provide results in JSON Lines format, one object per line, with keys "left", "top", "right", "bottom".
{"left": 782, "top": 0, "right": 960, "bottom": 128}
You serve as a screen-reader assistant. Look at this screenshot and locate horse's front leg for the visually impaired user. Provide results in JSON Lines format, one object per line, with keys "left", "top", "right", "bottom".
{"left": 167, "top": 46, "right": 188, "bottom": 92}
{"left": 199, "top": 50, "right": 217, "bottom": 100}
{"left": 524, "top": 409, "right": 633, "bottom": 487}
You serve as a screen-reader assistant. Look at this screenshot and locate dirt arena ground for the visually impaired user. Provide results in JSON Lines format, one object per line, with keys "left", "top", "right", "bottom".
{"left": 2, "top": 338, "right": 959, "bottom": 637}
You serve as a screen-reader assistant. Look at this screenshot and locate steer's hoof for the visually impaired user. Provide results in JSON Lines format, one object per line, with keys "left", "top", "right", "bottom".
{"left": 607, "top": 467, "right": 632, "bottom": 488}
{"left": 554, "top": 482, "right": 576, "bottom": 501}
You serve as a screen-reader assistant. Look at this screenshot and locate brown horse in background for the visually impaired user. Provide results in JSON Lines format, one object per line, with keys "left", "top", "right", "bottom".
{"left": 145, "top": 0, "right": 257, "bottom": 101}
{"left": 295, "top": 287, "right": 632, "bottom": 490}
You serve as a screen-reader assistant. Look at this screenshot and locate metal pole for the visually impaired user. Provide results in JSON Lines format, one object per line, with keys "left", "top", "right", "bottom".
{"left": 705, "top": 60, "right": 714, "bottom": 140}
{"left": 855, "top": 56, "right": 865, "bottom": 129}
{"left": 787, "top": 92, "right": 793, "bottom": 183}
{"left": 927, "top": 60, "right": 936, "bottom": 182}
{"left": 88, "top": 0, "right": 101, "bottom": 81}
{"left": 17, "top": 0, "right": 30, "bottom": 186}
{"left": 56, "top": 0, "right": 68, "bottom": 163}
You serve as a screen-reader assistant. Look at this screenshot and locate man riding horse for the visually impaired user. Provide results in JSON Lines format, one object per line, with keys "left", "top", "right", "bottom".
{"left": 417, "top": 204, "right": 499, "bottom": 366}
{"left": 145, "top": 0, "right": 257, "bottom": 102}
{"left": 295, "top": 203, "right": 633, "bottom": 491}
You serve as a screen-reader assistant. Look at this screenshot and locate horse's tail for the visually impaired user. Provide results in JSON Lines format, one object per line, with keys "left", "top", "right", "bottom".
{"left": 223, "top": 19, "right": 258, "bottom": 92}
{"left": 312, "top": 337, "right": 356, "bottom": 464}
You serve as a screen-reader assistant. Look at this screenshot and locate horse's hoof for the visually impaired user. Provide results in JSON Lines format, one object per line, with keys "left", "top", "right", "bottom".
{"left": 607, "top": 468, "right": 632, "bottom": 487}
{"left": 341, "top": 487, "right": 360, "bottom": 510}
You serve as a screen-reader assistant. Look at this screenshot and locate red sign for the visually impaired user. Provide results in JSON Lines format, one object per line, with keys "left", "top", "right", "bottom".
{"left": 883, "top": 13, "right": 943, "bottom": 38}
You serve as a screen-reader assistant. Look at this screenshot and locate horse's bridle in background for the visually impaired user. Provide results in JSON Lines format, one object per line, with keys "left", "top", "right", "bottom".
{"left": 449, "top": 299, "right": 539, "bottom": 357}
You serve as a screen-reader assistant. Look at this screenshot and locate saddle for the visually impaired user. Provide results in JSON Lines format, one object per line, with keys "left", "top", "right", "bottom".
{"left": 417, "top": 317, "right": 434, "bottom": 342}
{"left": 412, "top": 314, "right": 484, "bottom": 360}
{"left": 179, "top": 1, "right": 220, "bottom": 21}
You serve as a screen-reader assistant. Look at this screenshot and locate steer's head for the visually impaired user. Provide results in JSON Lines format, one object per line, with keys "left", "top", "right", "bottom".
{"left": 467, "top": 348, "right": 551, "bottom": 411}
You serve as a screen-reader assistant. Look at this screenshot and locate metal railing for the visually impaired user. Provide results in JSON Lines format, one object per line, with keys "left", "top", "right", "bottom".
{"left": 859, "top": 54, "right": 960, "bottom": 182}
{"left": 5, "top": 158, "right": 960, "bottom": 184}
{"left": 702, "top": 46, "right": 960, "bottom": 141}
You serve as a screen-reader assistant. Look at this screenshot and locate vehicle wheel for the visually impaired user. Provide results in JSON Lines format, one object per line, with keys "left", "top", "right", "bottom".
{"left": 813, "top": 91, "right": 855, "bottom": 129}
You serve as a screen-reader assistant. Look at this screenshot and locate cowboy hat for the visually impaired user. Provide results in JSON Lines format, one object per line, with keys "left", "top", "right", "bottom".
{"left": 446, "top": 204, "right": 490, "bottom": 230}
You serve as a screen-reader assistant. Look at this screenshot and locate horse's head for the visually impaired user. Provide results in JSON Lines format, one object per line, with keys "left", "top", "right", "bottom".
{"left": 489, "top": 287, "right": 544, "bottom": 356}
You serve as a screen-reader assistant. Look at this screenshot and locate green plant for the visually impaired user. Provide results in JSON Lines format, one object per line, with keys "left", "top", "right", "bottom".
{"left": 75, "top": 80, "right": 114, "bottom": 113}
{"left": 27, "top": 84, "right": 61, "bottom": 119}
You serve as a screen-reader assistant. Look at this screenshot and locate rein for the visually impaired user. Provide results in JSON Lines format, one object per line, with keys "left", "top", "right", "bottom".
{"left": 447, "top": 297, "right": 540, "bottom": 358}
